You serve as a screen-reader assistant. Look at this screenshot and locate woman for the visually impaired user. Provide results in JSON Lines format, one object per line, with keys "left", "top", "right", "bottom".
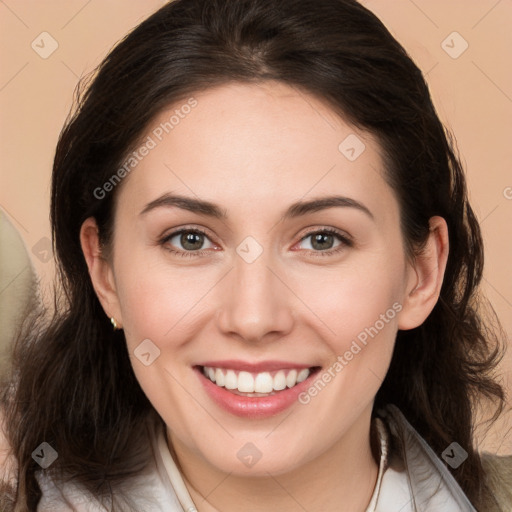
{"left": 1, "top": 0, "right": 510, "bottom": 510}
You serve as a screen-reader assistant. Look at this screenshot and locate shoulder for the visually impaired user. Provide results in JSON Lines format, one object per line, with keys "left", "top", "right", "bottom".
{"left": 480, "top": 452, "right": 512, "bottom": 511}
{"left": 35, "top": 471, "right": 109, "bottom": 512}
{"left": 37, "top": 412, "right": 181, "bottom": 511}
{"left": 376, "top": 404, "right": 478, "bottom": 510}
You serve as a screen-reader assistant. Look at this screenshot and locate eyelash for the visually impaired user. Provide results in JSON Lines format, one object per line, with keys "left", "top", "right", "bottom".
{"left": 160, "top": 227, "right": 353, "bottom": 259}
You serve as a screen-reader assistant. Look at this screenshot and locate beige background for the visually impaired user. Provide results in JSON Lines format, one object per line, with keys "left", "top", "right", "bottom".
{"left": 0, "top": 0, "right": 510, "bottom": 453}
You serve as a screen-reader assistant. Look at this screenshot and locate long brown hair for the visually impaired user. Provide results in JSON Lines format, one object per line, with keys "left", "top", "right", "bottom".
{"left": 1, "top": 0, "right": 506, "bottom": 509}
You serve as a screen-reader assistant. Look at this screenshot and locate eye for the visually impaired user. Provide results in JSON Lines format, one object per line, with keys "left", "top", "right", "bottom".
{"left": 160, "top": 226, "right": 352, "bottom": 259}
{"left": 295, "top": 228, "right": 352, "bottom": 256}
{"left": 160, "top": 228, "right": 216, "bottom": 257}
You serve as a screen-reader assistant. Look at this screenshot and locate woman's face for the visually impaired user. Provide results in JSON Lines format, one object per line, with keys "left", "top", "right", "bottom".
{"left": 89, "top": 81, "right": 425, "bottom": 476}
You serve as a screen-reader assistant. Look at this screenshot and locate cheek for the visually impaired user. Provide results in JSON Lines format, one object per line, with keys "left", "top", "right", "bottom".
{"left": 112, "top": 245, "right": 214, "bottom": 349}
{"left": 330, "top": 274, "right": 401, "bottom": 349}
{"left": 295, "top": 252, "right": 405, "bottom": 348}
{"left": 112, "top": 251, "right": 209, "bottom": 427}
{"left": 290, "top": 253, "right": 404, "bottom": 411}
{"left": 292, "top": 263, "right": 403, "bottom": 435}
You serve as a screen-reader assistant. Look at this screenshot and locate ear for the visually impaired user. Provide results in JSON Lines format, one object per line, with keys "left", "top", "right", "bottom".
{"left": 79, "top": 217, "right": 123, "bottom": 328}
{"left": 397, "top": 216, "right": 449, "bottom": 330}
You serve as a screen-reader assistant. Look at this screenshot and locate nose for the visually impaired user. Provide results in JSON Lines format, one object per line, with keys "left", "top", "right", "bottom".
{"left": 215, "top": 251, "right": 295, "bottom": 344}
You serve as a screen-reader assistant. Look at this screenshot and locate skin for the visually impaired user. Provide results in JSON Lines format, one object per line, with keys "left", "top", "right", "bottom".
{"left": 81, "top": 81, "right": 449, "bottom": 511}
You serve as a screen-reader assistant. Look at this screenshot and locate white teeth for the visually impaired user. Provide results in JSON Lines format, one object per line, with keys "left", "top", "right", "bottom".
{"left": 254, "top": 372, "right": 274, "bottom": 393}
{"left": 286, "top": 369, "right": 298, "bottom": 388}
{"left": 224, "top": 369, "right": 237, "bottom": 390}
{"left": 238, "top": 371, "right": 255, "bottom": 392}
{"left": 297, "top": 368, "right": 309, "bottom": 383}
{"left": 202, "top": 366, "right": 311, "bottom": 394}
{"left": 273, "top": 370, "right": 287, "bottom": 391}
{"left": 215, "top": 368, "right": 225, "bottom": 387}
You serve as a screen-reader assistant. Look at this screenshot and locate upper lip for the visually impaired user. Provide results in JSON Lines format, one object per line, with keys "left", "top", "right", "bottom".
{"left": 196, "top": 360, "right": 316, "bottom": 373}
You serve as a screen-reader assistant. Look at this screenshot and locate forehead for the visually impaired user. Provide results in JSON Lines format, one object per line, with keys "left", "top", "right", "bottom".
{"left": 115, "top": 81, "right": 397, "bottom": 225}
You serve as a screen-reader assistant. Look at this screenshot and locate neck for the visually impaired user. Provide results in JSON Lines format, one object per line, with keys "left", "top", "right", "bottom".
{"left": 168, "top": 405, "right": 380, "bottom": 512}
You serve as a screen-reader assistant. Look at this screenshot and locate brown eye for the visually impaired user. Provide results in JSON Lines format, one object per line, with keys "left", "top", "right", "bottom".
{"left": 310, "top": 232, "right": 336, "bottom": 251}
{"left": 179, "top": 231, "right": 206, "bottom": 251}
{"left": 296, "top": 229, "right": 353, "bottom": 256}
{"left": 161, "top": 228, "right": 215, "bottom": 256}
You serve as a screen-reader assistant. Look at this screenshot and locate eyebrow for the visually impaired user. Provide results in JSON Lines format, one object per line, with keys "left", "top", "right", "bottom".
{"left": 140, "top": 193, "right": 374, "bottom": 220}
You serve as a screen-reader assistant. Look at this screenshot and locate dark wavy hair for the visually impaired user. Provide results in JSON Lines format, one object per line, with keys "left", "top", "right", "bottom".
{"left": 1, "top": 0, "right": 506, "bottom": 509}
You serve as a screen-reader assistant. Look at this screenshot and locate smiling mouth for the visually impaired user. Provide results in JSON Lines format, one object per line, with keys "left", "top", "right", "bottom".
{"left": 197, "top": 365, "right": 322, "bottom": 397}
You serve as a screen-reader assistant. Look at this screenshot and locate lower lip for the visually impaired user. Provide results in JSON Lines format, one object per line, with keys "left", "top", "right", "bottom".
{"left": 195, "top": 366, "right": 320, "bottom": 419}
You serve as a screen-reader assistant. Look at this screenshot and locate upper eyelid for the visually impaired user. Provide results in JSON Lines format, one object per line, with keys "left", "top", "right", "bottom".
{"left": 162, "top": 226, "right": 212, "bottom": 241}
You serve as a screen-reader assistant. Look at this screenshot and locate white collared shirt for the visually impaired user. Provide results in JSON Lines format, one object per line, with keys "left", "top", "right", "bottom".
{"left": 36, "top": 405, "right": 477, "bottom": 511}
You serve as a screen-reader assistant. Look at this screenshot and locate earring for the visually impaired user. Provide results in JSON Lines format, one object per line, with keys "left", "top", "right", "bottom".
{"left": 110, "top": 317, "right": 122, "bottom": 330}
